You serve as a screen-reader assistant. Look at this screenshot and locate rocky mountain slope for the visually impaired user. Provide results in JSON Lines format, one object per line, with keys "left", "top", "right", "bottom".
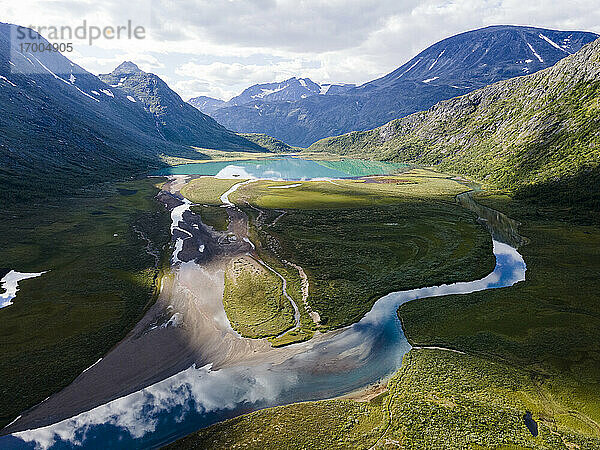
{"left": 309, "top": 38, "right": 600, "bottom": 209}
{"left": 98, "top": 62, "right": 264, "bottom": 151}
{"left": 197, "top": 26, "right": 598, "bottom": 147}
{"left": 189, "top": 77, "right": 354, "bottom": 115}
{"left": 0, "top": 23, "right": 263, "bottom": 206}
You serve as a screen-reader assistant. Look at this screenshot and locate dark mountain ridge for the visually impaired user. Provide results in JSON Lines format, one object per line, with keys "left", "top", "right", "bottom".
{"left": 99, "top": 62, "right": 263, "bottom": 151}
{"left": 0, "top": 23, "right": 263, "bottom": 206}
{"left": 199, "top": 25, "right": 599, "bottom": 147}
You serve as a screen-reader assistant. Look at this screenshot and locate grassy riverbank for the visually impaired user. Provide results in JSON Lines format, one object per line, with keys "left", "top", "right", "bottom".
{"left": 399, "top": 194, "right": 600, "bottom": 438}
{"left": 0, "top": 179, "right": 170, "bottom": 428}
{"left": 223, "top": 257, "right": 296, "bottom": 338}
{"left": 181, "top": 177, "right": 245, "bottom": 204}
{"left": 172, "top": 348, "right": 600, "bottom": 449}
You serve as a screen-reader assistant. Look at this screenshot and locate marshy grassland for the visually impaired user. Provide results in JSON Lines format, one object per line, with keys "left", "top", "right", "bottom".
{"left": 0, "top": 179, "right": 171, "bottom": 428}
{"left": 231, "top": 168, "right": 467, "bottom": 209}
{"left": 181, "top": 177, "right": 245, "bottom": 204}
{"left": 223, "top": 257, "right": 296, "bottom": 339}
{"left": 232, "top": 169, "right": 495, "bottom": 329}
{"left": 399, "top": 193, "right": 600, "bottom": 440}
{"left": 242, "top": 206, "right": 318, "bottom": 346}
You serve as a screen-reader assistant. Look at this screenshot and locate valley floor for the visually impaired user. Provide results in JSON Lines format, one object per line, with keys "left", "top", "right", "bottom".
{"left": 6, "top": 167, "right": 597, "bottom": 450}
{"left": 170, "top": 194, "right": 600, "bottom": 449}
{"left": 2, "top": 168, "right": 496, "bottom": 439}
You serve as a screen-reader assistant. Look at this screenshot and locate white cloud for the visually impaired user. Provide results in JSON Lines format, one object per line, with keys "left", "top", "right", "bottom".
{"left": 3, "top": 0, "right": 600, "bottom": 100}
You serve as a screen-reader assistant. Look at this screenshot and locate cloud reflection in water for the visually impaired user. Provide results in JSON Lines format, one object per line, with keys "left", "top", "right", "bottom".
{"left": 11, "top": 241, "right": 525, "bottom": 449}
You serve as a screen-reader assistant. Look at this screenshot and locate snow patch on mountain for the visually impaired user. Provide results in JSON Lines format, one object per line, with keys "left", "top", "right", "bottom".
{"left": 539, "top": 33, "right": 569, "bottom": 53}
{"left": 527, "top": 42, "right": 544, "bottom": 62}
{"left": 29, "top": 54, "right": 99, "bottom": 102}
{"left": 0, "top": 75, "right": 17, "bottom": 87}
{"left": 429, "top": 50, "right": 445, "bottom": 70}
{"left": 253, "top": 85, "right": 287, "bottom": 99}
{"left": 396, "top": 58, "right": 422, "bottom": 79}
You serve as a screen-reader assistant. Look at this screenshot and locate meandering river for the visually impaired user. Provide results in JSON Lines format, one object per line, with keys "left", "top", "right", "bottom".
{"left": 3, "top": 163, "right": 526, "bottom": 449}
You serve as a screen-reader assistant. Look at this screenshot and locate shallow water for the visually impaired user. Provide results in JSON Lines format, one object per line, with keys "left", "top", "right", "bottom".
{"left": 6, "top": 244, "right": 525, "bottom": 448}
{"left": 155, "top": 157, "right": 406, "bottom": 179}
{"left": 3, "top": 185, "right": 527, "bottom": 449}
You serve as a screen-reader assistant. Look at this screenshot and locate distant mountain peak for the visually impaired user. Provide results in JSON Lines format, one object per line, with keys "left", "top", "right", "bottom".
{"left": 98, "top": 62, "right": 264, "bottom": 151}
{"left": 188, "top": 76, "right": 355, "bottom": 115}
{"left": 113, "top": 61, "right": 141, "bottom": 74}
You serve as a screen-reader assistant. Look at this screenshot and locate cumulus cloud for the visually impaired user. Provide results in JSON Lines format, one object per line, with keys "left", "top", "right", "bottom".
{"left": 3, "top": 0, "right": 600, "bottom": 99}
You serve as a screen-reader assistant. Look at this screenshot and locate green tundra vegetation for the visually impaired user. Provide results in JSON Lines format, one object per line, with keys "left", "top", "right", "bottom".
{"left": 308, "top": 39, "right": 600, "bottom": 212}
{"left": 399, "top": 194, "right": 600, "bottom": 437}
{"left": 242, "top": 206, "right": 318, "bottom": 347}
{"left": 180, "top": 177, "right": 246, "bottom": 205}
{"left": 189, "top": 205, "right": 229, "bottom": 231}
{"left": 238, "top": 133, "right": 296, "bottom": 153}
{"left": 172, "top": 348, "right": 600, "bottom": 449}
{"left": 232, "top": 170, "right": 495, "bottom": 329}
{"left": 231, "top": 169, "right": 471, "bottom": 209}
{"left": 222, "top": 257, "right": 295, "bottom": 339}
{"left": 0, "top": 179, "right": 171, "bottom": 428}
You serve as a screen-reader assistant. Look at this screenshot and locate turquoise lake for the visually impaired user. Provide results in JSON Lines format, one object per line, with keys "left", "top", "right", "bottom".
{"left": 155, "top": 157, "right": 408, "bottom": 179}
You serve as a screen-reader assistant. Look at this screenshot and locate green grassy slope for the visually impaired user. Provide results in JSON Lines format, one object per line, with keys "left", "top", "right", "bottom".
{"left": 309, "top": 38, "right": 600, "bottom": 211}
{"left": 0, "top": 179, "right": 170, "bottom": 428}
{"left": 238, "top": 133, "right": 295, "bottom": 153}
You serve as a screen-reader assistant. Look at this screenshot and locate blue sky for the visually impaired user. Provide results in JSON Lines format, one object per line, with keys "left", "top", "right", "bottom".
{"left": 4, "top": 0, "right": 600, "bottom": 100}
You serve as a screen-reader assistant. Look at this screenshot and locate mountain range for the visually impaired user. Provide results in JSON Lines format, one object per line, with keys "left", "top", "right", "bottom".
{"left": 190, "top": 25, "right": 599, "bottom": 147}
{"left": 309, "top": 37, "right": 600, "bottom": 210}
{"left": 189, "top": 77, "right": 355, "bottom": 115}
{"left": 0, "top": 23, "right": 264, "bottom": 206}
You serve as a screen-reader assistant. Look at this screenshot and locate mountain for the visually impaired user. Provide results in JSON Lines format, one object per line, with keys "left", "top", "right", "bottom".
{"left": 228, "top": 77, "right": 321, "bottom": 105}
{"left": 188, "top": 78, "right": 355, "bottom": 115}
{"left": 238, "top": 133, "right": 294, "bottom": 153}
{"left": 0, "top": 24, "right": 180, "bottom": 205}
{"left": 199, "top": 26, "right": 599, "bottom": 147}
{"left": 0, "top": 23, "right": 265, "bottom": 206}
{"left": 188, "top": 95, "right": 225, "bottom": 114}
{"left": 98, "top": 62, "right": 264, "bottom": 151}
{"left": 309, "top": 37, "right": 600, "bottom": 210}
